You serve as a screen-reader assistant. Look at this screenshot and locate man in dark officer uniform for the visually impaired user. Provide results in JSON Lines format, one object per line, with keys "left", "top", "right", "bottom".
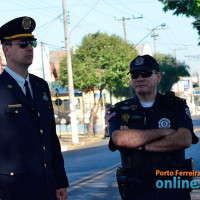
{"left": 108, "top": 55, "right": 199, "bottom": 200}
{"left": 0, "top": 17, "right": 69, "bottom": 200}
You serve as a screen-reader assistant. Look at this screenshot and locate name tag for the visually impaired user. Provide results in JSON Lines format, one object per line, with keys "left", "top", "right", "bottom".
{"left": 8, "top": 104, "right": 22, "bottom": 108}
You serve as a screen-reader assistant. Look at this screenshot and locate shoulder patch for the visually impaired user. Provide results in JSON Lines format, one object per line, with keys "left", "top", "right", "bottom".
{"left": 108, "top": 112, "right": 116, "bottom": 121}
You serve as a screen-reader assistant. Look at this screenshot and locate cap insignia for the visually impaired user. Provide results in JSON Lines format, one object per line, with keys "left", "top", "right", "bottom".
{"left": 135, "top": 57, "right": 144, "bottom": 65}
{"left": 22, "top": 17, "right": 31, "bottom": 30}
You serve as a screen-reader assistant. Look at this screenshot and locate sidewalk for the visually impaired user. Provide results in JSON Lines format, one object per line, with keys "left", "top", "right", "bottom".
{"left": 58, "top": 132, "right": 106, "bottom": 152}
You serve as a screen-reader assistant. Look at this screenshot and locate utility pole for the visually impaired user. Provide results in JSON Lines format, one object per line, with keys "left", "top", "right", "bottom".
{"left": 134, "top": 23, "right": 166, "bottom": 49}
{"left": 150, "top": 25, "right": 166, "bottom": 55}
{"left": 62, "top": 0, "right": 79, "bottom": 144}
{"left": 172, "top": 47, "right": 187, "bottom": 60}
{"left": 115, "top": 15, "right": 143, "bottom": 42}
{"left": 185, "top": 55, "right": 196, "bottom": 115}
{"left": 40, "top": 42, "right": 45, "bottom": 80}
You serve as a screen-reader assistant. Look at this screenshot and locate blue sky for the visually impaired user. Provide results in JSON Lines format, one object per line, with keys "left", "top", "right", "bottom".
{"left": 0, "top": 0, "right": 200, "bottom": 73}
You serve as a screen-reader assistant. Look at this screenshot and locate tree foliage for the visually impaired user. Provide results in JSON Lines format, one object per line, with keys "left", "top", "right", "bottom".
{"left": 158, "top": 0, "right": 200, "bottom": 44}
{"left": 155, "top": 54, "right": 190, "bottom": 93}
{"left": 59, "top": 32, "right": 137, "bottom": 97}
{"left": 59, "top": 32, "right": 137, "bottom": 134}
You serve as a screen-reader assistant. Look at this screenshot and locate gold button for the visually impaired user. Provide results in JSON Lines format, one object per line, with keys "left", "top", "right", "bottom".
{"left": 38, "top": 113, "right": 40, "bottom": 117}
{"left": 40, "top": 129, "right": 43, "bottom": 134}
{"left": 10, "top": 172, "right": 14, "bottom": 176}
{"left": 44, "top": 163, "right": 47, "bottom": 168}
{"left": 43, "top": 146, "right": 46, "bottom": 151}
{"left": 15, "top": 110, "right": 18, "bottom": 114}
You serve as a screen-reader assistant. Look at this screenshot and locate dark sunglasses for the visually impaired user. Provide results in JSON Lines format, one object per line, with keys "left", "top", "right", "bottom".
{"left": 131, "top": 71, "right": 157, "bottom": 79}
{"left": 14, "top": 39, "right": 37, "bottom": 48}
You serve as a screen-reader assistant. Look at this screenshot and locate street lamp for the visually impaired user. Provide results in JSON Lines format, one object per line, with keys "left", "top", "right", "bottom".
{"left": 134, "top": 23, "right": 166, "bottom": 49}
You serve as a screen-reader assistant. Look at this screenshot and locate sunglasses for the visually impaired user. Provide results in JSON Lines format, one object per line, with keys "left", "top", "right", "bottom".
{"left": 13, "top": 39, "right": 37, "bottom": 48}
{"left": 131, "top": 71, "right": 157, "bottom": 79}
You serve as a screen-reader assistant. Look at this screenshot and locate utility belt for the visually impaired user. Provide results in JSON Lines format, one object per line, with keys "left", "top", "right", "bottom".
{"left": 116, "top": 158, "right": 195, "bottom": 199}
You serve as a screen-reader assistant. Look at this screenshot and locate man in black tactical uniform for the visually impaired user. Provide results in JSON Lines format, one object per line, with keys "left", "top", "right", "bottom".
{"left": 108, "top": 55, "right": 199, "bottom": 200}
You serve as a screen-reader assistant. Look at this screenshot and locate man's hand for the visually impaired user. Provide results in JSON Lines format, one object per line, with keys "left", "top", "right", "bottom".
{"left": 56, "top": 188, "right": 68, "bottom": 200}
{"left": 120, "top": 125, "right": 129, "bottom": 130}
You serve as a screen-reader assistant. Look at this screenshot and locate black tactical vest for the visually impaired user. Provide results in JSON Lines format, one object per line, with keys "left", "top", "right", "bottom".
{"left": 113, "top": 92, "right": 186, "bottom": 177}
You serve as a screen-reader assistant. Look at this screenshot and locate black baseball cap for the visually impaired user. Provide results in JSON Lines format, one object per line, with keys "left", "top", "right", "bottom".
{"left": 128, "top": 55, "right": 159, "bottom": 74}
{"left": 0, "top": 16, "right": 36, "bottom": 44}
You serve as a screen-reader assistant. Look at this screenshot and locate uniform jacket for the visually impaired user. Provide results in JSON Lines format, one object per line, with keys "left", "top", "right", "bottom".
{"left": 109, "top": 92, "right": 199, "bottom": 177}
{"left": 0, "top": 71, "right": 69, "bottom": 200}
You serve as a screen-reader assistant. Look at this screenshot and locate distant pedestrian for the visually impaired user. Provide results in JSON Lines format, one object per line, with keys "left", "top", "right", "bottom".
{"left": 83, "top": 110, "right": 90, "bottom": 135}
{"left": 0, "top": 16, "right": 69, "bottom": 200}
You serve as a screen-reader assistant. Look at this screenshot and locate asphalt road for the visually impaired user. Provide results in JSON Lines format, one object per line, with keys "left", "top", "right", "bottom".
{"left": 63, "top": 139, "right": 121, "bottom": 200}
{"left": 63, "top": 116, "right": 200, "bottom": 200}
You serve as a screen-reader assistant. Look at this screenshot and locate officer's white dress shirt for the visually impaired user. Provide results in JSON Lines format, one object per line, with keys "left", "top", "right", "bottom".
{"left": 5, "top": 66, "right": 34, "bottom": 98}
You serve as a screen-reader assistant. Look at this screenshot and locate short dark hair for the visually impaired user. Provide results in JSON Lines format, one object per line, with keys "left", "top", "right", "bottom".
{"left": 2, "top": 40, "right": 12, "bottom": 46}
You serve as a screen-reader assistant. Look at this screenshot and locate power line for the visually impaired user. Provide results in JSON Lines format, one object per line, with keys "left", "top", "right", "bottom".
{"left": 37, "top": 14, "right": 62, "bottom": 29}
{"left": 115, "top": 0, "right": 142, "bottom": 16}
{"left": 69, "top": 11, "right": 102, "bottom": 31}
{"left": 70, "top": 0, "right": 102, "bottom": 35}
{"left": 103, "top": 0, "right": 131, "bottom": 15}
{"left": 7, "top": 0, "right": 61, "bottom": 17}
{"left": 78, "top": 0, "right": 113, "bottom": 17}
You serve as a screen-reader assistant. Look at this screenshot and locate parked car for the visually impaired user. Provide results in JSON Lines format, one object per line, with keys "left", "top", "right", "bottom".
{"left": 54, "top": 111, "right": 70, "bottom": 125}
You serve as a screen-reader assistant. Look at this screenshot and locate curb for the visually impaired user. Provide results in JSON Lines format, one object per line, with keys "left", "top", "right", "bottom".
{"left": 60, "top": 135, "right": 104, "bottom": 152}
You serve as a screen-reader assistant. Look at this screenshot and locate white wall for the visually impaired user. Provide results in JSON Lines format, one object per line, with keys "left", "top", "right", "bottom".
{"left": 29, "top": 42, "right": 53, "bottom": 82}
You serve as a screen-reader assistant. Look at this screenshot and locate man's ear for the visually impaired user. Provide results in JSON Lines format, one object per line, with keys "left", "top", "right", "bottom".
{"left": 2, "top": 45, "right": 11, "bottom": 58}
{"left": 157, "top": 72, "right": 162, "bottom": 84}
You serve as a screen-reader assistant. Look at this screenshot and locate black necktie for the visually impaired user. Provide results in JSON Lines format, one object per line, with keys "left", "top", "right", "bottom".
{"left": 24, "top": 80, "right": 33, "bottom": 104}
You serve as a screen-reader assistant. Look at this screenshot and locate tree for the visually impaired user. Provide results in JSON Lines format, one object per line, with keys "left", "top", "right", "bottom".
{"left": 59, "top": 32, "right": 137, "bottom": 135}
{"left": 155, "top": 54, "right": 190, "bottom": 93}
{"left": 158, "top": 0, "right": 200, "bottom": 44}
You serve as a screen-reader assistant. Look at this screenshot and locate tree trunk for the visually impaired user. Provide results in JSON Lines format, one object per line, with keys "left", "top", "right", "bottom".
{"left": 88, "top": 89, "right": 102, "bottom": 136}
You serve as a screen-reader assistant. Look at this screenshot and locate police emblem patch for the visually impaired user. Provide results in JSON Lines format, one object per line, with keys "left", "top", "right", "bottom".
{"left": 185, "top": 108, "right": 191, "bottom": 119}
{"left": 135, "top": 57, "right": 144, "bottom": 65}
{"left": 22, "top": 17, "right": 31, "bottom": 30}
{"left": 158, "top": 118, "right": 171, "bottom": 128}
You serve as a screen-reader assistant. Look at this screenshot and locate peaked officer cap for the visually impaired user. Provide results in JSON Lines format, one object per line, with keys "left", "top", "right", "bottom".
{"left": 128, "top": 55, "right": 159, "bottom": 74}
{"left": 0, "top": 16, "right": 36, "bottom": 43}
